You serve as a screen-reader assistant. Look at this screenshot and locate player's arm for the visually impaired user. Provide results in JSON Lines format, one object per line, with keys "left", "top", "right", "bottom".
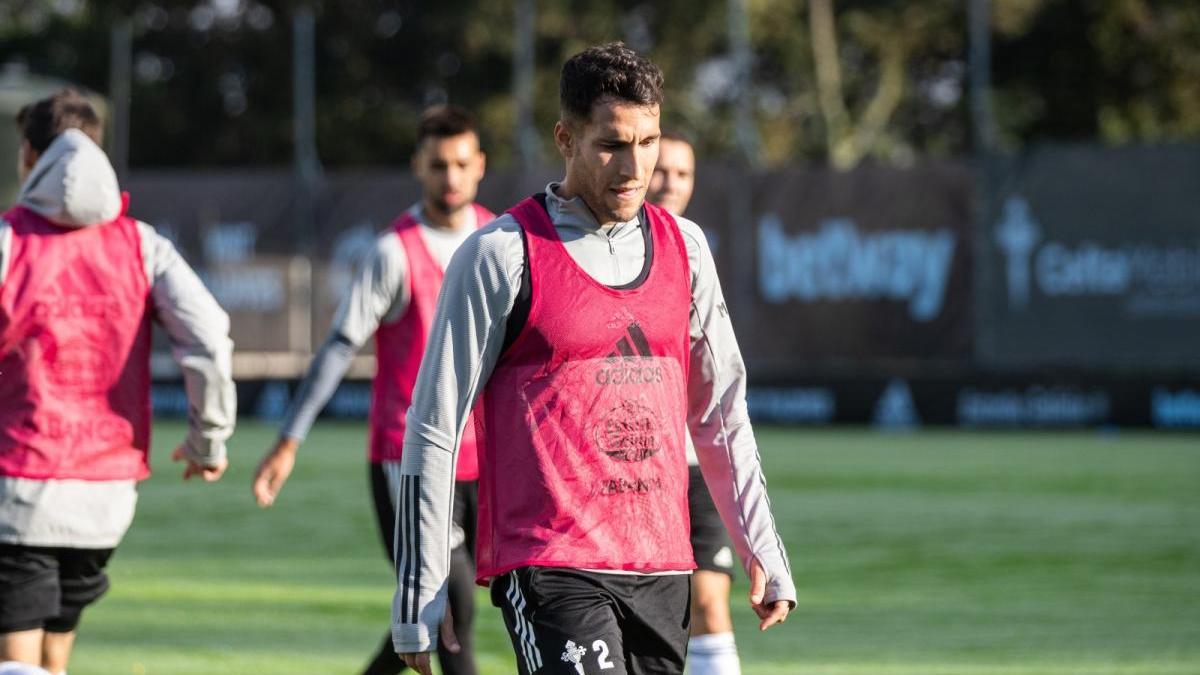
{"left": 138, "top": 222, "right": 236, "bottom": 481}
{"left": 678, "top": 217, "right": 797, "bottom": 628}
{"left": 392, "top": 218, "right": 521, "bottom": 662}
{"left": 252, "top": 232, "right": 409, "bottom": 505}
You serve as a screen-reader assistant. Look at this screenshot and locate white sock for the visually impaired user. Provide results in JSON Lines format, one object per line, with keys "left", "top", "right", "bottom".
{"left": 687, "top": 631, "right": 741, "bottom": 675}
{"left": 0, "top": 663, "right": 53, "bottom": 675}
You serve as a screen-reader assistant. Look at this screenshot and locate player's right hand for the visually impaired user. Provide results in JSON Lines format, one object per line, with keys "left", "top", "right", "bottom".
{"left": 171, "top": 445, "right": 228, "bottom": 482}
{"left": 252, "top": 437, "right": 299, "bottom": 507}
{"left": 400, "top": 606, "right": 460, "bottom": 675}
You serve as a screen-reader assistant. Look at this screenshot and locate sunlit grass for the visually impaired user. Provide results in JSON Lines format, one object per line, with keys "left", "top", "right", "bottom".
{"left": 67, "top": 423, "right": 1200, "bottom": 674}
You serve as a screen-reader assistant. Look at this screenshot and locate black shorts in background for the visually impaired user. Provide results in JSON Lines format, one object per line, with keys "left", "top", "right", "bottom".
{"left": 687, "top": 465, "right": 736, "bottom": 577}
{"left": 492, "top": 567, "right": 690, "bottom": 675}
{"left": 0, "top": 544, "right": 114, "bottom": 634}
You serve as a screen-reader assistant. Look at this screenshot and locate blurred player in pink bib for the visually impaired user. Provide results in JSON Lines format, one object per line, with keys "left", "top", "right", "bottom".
{"left": 253, "top": 105, "right": 492, "bottom": 675}
{"left": 0, "top": 90, "right": 234, "bottom": 675}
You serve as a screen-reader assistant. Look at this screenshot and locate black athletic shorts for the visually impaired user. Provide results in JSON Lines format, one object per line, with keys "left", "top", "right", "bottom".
{"left": 687, "top": 465, "right": 736, "bottom": 577}
{"left": 492, "top": 567, "right": 690, "bottom": 675}
{"left": 0, "top": 544, "right": 114, "bottom": 634}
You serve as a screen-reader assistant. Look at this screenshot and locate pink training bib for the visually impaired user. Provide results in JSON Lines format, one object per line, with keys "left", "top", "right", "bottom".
{"left": 474, "top": 196, "right": 695, "bottom": 582}
{"left": 0, "top": 204, "right": 152, "bottom": 481}
{"left": 370, "top": 203, "right": 493, "bottom": 480}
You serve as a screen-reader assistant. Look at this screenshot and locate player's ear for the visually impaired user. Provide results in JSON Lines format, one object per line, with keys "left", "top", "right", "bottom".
{"left": 20, "top": 139, "right": 38, "bottom": 170}
{"left": 553, "top": 119, "right": 574, "bottom": 159}
{"left": 411, "top": 138, "right": 426, "bottom": 173}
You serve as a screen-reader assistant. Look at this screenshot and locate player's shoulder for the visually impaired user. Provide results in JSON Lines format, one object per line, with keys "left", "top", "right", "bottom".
{"left": 444, "top": 212, "right": 523, "bottom": 278}
{"left": 365, "top": 219, "right": 409, "bottom": 268}
{"left": 132, "top": 219, "right": 188, "bottom": 280}
{"left": 662, "top": 212, "right": 713, "bottom": 273}
{"left": 133, "top": 219, "right": 171, "bottom": 246}
{"left": 668, "top": 213, "right": 708, "bottom": 248}
{"left": 459, "top": 211, "right": 525, "bottom": 263}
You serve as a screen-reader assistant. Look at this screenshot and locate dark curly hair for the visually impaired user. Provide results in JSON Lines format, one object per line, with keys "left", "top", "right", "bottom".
{"left": 15, "top": 89, "right": 103, "bottom": 153}
{"left": 416, "top": 104, "right": 478, "bottom": 145}
{"left": 560, "top": 42, "right": 664, "bottom": 123}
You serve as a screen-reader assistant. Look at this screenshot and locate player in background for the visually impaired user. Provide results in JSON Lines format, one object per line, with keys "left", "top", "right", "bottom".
{"left": 647, "top": 132, "right": 743, "bottom": 675}
{"left": 646, "top": 131, "right": 695, "bottom": 219}
{"left": 393, "top": 43, "right": 793, "bottom": 675}
{"left": 0, "top": 90, "right": 235, "bottom": 675}
{"left": 252, "top": 105, "right": 492, "bottom": 675}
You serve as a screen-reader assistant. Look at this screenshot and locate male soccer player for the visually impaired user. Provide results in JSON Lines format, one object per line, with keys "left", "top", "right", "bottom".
{"left": 393, "top": 43, "right": 794, "bottom": 675}
{"left": 646, "top": 131, "right": 695, "bottom": 218}
{"left": 252, "top": 105, "right": 492, "bottom": 675}
{"left": 647, "top": 131, "right": 742, "bottom": 675}
{"left": 0, "top": 90, "right": 235, "bottom": 674}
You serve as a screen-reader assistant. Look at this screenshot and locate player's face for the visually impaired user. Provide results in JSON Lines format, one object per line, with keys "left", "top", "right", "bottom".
{"left": 647, "top": 138, "right": 695, "bottom": 216}
{"left": 413, "top": 132, "right": 486, "bottom": 216}
{"left": 557, "top": 98, "right": 661, "bottom": 225}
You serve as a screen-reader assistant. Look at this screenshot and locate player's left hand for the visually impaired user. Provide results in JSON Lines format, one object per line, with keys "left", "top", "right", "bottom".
{"left": 171, "top": 445, "right": 227, "bottom": 482}
{"left": 749, "top": 558, "right": 792, "bottom": 631}
{"left": 398, "top": 652, "right": 434, "bottom": 675}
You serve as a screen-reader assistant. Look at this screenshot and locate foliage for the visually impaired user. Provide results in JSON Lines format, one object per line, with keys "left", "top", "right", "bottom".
{"left": 0, "top": 0, "right": 1196, "bottom": 169}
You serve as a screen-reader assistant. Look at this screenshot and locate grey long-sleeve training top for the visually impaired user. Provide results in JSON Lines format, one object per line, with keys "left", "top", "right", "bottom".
{"left": 0, "top": 129, "right": 235, "bottom": 548}
{"left": 391, "top": 183, "right": 795, "bottom": 653}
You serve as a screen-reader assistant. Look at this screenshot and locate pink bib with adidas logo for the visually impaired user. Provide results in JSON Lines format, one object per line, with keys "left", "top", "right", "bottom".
{"left": 473, "top": 196, "right": 695, "bottom": 582}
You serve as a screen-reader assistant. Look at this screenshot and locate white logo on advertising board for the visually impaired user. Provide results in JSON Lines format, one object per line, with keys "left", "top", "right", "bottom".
{"left": 758, "top": 215, "right": 956, "bottom": 322}
{"left": 256, "top": 381, "right": 290, "bottom": 421}
{"left": 994, "top": 198, "right": 1040, "bottom": 309}
{"left": 995, "top": 196, "right": 1200, "bottom": 316}
{"left": 873, "top": 379, "right": 920, "bottom": 429}
{"left": 957, "top": 386, "right": 1110, "bottom": 427}
{"left": 746, "top": 387, "right": 836, "bottom": 423}
{"left": 1151, "top": 388, "right": 1200, "bottom": 428}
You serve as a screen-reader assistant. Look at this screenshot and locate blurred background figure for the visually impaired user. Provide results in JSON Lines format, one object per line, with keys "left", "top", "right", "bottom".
{"left": 647, "top": 131, "right": 695, "bottom": 218}
{"left": 252, "top": 105, "right": 491, "bottom": 675}
{"left": 0, "top": 89, "right": 234, "bottom": 675}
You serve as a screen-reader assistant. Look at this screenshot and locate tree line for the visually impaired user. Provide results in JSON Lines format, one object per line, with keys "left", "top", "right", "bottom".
{"left": 2, "top": 0, "right": 1197, "bottom": 169}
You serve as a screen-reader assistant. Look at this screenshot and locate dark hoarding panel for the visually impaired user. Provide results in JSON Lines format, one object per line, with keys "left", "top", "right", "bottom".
{"left": 740, "top": 162, "right": 973, "bottom": 370}
{"left": 978, "top": 143, "right": 1200, "bottom": 371}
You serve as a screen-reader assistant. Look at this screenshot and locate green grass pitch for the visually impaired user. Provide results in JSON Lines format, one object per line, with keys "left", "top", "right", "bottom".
{"left": 67, "top": 422, "right": 1200, "bottom": 674}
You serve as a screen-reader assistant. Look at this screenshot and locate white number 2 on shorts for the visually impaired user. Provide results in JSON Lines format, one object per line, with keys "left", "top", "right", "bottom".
{"left": 592, "top": 639, "right": 615, "bottom": 670}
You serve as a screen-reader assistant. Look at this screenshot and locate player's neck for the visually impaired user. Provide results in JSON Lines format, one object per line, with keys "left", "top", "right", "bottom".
{"left": 422, "top": 199, "right": 473, "bottom": 232}
{"left": 554, "top": 180, "right": 618, "bottom": 230}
